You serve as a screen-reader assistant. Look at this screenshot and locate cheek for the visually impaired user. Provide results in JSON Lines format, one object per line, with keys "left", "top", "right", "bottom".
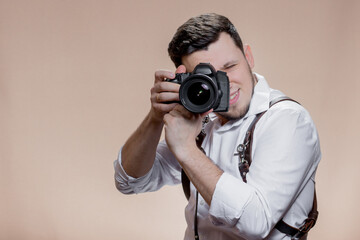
{"left": 228, "top": 74, "right": 246, "bottom": 88}
{"left": 227, "top": 67, "right": 247, "bottom": 85}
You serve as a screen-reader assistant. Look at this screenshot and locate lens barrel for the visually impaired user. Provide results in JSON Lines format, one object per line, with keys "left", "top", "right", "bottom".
{"left": 179, "top": 74, "right": 219, "bottom": 113}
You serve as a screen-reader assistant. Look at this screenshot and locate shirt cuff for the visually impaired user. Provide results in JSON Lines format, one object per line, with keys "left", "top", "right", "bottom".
{"left": 209, "top": 172, "right": 254, "bottom": 227}
{"left": 113, "top": 148, "right": 154, "bottom": 194}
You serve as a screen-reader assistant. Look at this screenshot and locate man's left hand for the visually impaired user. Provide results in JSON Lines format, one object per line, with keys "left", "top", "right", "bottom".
{"left": 163, "top": 105, "right": 211, "bottom": 158}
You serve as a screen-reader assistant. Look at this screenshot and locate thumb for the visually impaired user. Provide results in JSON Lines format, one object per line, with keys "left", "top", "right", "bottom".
{"left": 201, "top": 109, "right": 213, "bottom": 118}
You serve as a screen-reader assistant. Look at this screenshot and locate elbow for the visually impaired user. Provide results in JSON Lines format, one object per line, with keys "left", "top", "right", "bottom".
{"left": 114, "top": 176, "right": 135, "bottom": 195}
{"left": 113, "top": 157, "right": 136, "bottom": 195}
{"left": 231, "top": 212, "right": 273, "bottom": 239}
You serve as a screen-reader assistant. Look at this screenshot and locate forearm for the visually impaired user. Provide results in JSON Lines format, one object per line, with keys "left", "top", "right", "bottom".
{"left": 176, "top": 144, "right": 223, "bottom": 206}
{"left": 121, "top": 111, "right": 164, "bottom": 178}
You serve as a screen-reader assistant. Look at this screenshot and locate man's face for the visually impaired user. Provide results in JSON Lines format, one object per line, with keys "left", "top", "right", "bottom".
{"left": 182, "top": 32, "right": 256, "bottom": 124}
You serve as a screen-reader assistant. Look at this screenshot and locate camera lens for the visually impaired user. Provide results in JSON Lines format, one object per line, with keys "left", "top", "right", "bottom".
{"left": 179, "top": 75, "right": 218, "bottom": 113}
{"left": 187, "top": 82, "right": 211, "bottom": 105}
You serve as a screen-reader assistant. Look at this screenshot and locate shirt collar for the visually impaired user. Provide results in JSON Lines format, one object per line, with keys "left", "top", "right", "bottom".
{"left": 246, "top": 73, "right": 271, "bottom": 117}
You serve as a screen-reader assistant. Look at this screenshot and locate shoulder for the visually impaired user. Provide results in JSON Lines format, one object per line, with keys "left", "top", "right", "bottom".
{"left": 268, "top": 98, "right": 312, "bottom": 123}
{"left": 266, "top": 88, "right": 311, "bottom": 120}
{"left": 255, "top": 97, "right": 318, "bottom": 143}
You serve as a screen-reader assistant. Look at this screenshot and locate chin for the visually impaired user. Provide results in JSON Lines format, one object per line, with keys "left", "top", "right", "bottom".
{"left": 223, "top": 104, "right": 250, "bottom": 120}
{"left": 218, "top": 105, "right": 249, "bottom": 122}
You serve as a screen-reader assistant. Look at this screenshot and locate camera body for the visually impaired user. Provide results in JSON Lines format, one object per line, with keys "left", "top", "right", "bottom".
{"left": 166, "top": 63, "right": 229, "bottom": 113}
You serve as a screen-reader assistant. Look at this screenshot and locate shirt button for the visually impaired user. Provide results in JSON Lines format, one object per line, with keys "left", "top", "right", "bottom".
{"left": 200, "top": 200, "right": 205, "bottom": 206}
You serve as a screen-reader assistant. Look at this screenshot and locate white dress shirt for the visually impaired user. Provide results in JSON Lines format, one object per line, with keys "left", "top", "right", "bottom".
{"left": 114, "top": 74, "right": 321, "bottom": 240}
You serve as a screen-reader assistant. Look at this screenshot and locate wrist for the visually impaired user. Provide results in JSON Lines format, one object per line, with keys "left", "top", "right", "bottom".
{"left": 147, "top": 109, "right": 165, "bottom": 126}
{"left": 173, "top": 142, "right": 202, "bottom": 163}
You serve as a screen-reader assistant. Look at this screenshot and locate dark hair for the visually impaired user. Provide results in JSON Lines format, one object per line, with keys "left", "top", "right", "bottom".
{"left": 168, "top": 13, "right": 244, "bottom": 67}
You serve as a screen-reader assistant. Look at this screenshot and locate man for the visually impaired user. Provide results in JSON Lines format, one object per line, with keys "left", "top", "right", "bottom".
{"left": 114, "top": 13, "right": 321, "bottom": 240}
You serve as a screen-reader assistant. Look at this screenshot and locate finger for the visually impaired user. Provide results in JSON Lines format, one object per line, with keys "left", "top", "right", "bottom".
{"left": 155, "top": 92, "right": 180, "bottom": 103}
{"left": 159, "top": 103, "right": 180, "bottom": 120}
{"left": 171, "top": 104, "right": 193, "bottom": 119}
{"left": 175, "top": 65, "right": 186, "bottom": 74}
{"left": 152, "top": 81, "right": 180, "bottom": 94}
{"left": 154, "top": 70, "right": 175, "bottom": 83}
{"left": 156, "top": 102, "right": 179, "bottom": 113}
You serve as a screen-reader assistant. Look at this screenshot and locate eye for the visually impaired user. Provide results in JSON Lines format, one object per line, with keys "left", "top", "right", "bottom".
{"left": 224, "top": 64, "right": 237, "bottom": 70}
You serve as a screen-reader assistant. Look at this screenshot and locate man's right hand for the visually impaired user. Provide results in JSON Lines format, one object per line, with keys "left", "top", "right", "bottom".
{"left": 149, "top": 65, "right": 186, "bottom": 123}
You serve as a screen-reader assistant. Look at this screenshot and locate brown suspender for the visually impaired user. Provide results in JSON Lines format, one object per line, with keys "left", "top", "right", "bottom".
{"left": 181, "top": 96, "right": 318, "bottom": 239}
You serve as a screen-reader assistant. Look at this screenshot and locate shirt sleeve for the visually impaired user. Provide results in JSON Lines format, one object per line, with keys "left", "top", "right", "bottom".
{"left": 208, "top": 102, "right": 321, "bottom": 239}
{"left": 114, "top": 140, "right": 182, "bottom": 194}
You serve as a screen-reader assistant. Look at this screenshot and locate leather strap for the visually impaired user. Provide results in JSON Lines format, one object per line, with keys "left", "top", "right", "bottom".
{"left": 181, "top": 96, "right": 318, "bottom": 239}
{"left": 239, "top": 96, "right": 318, "bottom": 239}
{"left": 181, "top": 124, "right": 206, "bottom": 201}
{"left": 181, "top": 170, "right": 191, "bottom": 200}
{"left": 275, "top": 188, "right": 318, "bottom": 239}
{"left": 239, "top": 97, "right": 300, "bottom": 180}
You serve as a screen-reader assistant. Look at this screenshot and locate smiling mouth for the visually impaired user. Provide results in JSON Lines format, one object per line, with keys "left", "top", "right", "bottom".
{"left": 229, "top": 89, "right": 240, "bottom": 105}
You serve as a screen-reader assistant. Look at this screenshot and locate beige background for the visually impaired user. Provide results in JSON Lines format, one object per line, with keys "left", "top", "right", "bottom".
{"left": 1, "top": 0, "right": 359, "bottom": 239}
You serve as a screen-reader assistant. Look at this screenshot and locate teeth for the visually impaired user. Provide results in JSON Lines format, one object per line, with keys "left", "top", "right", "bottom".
{"left": 230, "top": 91, "right": 239, "bottom": 100}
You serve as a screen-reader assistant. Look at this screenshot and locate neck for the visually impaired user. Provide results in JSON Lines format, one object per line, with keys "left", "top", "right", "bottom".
{"left": 217, "top": 114, "right": 228, "bottom": 126}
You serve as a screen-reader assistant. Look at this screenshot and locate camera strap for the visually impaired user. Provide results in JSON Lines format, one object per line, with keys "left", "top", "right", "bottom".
{"left": 181, "top": 96, "right": 318, "bottom": 240}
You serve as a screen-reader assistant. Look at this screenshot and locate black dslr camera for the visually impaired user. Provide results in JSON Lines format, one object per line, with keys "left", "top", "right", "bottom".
{"left": 166, "top": 63, "right": 229, "bottom": 113}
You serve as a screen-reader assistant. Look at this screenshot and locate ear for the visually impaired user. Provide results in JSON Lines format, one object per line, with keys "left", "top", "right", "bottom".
{"left": 244, "top": 44, "right": 255, "bottom": 69}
